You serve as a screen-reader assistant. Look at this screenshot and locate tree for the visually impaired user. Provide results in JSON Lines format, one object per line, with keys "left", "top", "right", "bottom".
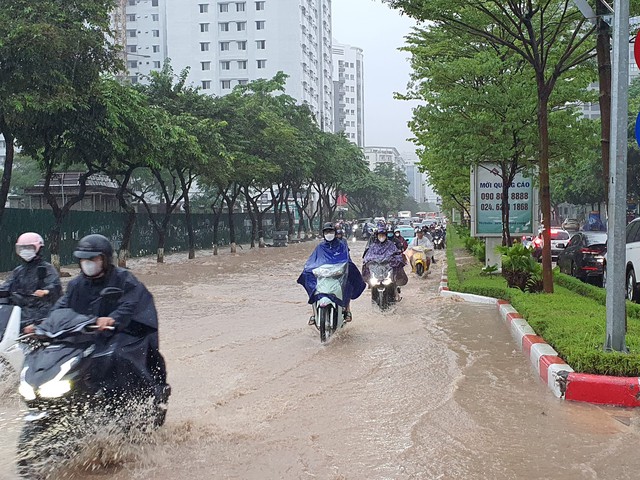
{"left": 0, "top": 0, "right": 119, "bottom": 228}
{"left": 387, "top": 0, "right": 598, "bottom": 291}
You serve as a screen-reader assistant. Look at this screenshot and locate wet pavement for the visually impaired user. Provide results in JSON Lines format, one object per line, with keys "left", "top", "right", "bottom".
{"left": 1, "top": 240, "right": 640, "bottom": 479}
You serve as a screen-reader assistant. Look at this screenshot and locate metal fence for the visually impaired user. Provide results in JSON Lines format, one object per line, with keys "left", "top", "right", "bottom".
{"left": 0, "top": 209, "right": 286, "bottom": 272}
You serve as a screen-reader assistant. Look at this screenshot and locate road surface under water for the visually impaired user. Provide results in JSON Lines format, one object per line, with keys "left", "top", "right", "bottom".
{"left": 1, "top": 240, "right": 640, "bottom": 479}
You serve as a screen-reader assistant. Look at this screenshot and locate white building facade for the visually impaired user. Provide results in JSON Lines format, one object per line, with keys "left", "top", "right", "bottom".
{"left": 363, "top": 146, "right": 405, "bottom": 172}
{"left": 332, "top": 41, "right": 364, "bottom": 146}
{"left": 120, "top": 0, "right": 334, "bottom": 130}
{"left": 0, "top": 135, "right": 5, "bottom": 169}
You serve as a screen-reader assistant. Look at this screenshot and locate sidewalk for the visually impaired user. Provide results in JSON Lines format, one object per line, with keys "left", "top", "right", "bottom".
{"left": 439, "top": 264, "right": 640, "bottom": 408}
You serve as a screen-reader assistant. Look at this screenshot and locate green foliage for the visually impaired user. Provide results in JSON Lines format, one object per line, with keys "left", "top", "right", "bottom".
{"left": 481, "top": 264, "right": 499, "bottom": 276}
{"left": 497, "top": 243, "right": 543, "bottom": 292}
{"left": 446, "top": 227, "right": 640, "bottom": 376}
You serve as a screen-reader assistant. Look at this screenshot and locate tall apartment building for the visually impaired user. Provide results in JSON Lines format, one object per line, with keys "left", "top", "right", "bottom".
{"left": 332, "top": 41, "right": 364, "bottom": 146}
{"left": 0, "top": 136, "right": 6, "bottom": 169}
{"left": 363, "top": 146, "right": 406, "bottom": 172}
{"left": 120, "top": 0, "right": 334, "bottom": 131}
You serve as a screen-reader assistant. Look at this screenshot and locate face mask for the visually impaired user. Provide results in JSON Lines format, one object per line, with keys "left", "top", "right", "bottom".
{"left": 378, "top": 235, "right": 387, "bottom": 243}
{"left": 395, "top": 232, "right": 400, "bottom": 237}
{"left": 80, "top": 259, "right": 103, "bottom": 277}
{"left": 324, "top": 233, "right": 336, "bottom": 242}
{"left": 18, "top": 249, "right": 36, "bottom": 262}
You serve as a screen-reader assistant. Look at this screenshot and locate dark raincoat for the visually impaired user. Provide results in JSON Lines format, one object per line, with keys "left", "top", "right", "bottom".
{"left": 297, "top": 239, "right": 366, "bottom": 307}
{"left": 51, "top": 267, "right": 167, "bottom": 395}
{"left": 0, "top": 256, "right": 62, "bottom": 327}
{"left": 363, "top": 239, "right": 408, "bottom": 286}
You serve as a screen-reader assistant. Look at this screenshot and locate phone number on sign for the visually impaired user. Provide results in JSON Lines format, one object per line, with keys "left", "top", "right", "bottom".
{"left": 479, "top": 192, "right": 529, "bottom": 200}
{"left": 480, "top": 203, "right": 529, "bottom": 211}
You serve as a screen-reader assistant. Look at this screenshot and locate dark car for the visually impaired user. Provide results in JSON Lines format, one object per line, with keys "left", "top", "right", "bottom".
{"left": 557, "top": 232, "right": 607, "bottom": 285}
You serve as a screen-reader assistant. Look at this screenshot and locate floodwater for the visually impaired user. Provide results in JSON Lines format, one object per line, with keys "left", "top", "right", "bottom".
{"left": 1, "top": 240, "right": 640, "bottom": 479}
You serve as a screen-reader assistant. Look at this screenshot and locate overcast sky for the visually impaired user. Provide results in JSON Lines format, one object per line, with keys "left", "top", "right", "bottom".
{"left": 332, "top": 0, "right": 420, "bottom": 156}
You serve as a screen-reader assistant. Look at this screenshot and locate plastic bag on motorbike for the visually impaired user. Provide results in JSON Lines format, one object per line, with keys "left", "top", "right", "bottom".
{"left": 312, "top": 263, "right": 347, "bottom": 300}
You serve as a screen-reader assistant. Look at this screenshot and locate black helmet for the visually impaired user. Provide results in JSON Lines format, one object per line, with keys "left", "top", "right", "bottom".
{"left": 322, "top": 222, "right": 335, "bottom": 232}
{"left": 74, "top": 234, "right": 113, "bottom": 263}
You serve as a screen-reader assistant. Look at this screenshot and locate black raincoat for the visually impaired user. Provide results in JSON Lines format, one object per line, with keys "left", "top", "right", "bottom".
{"left": 0, "top": 256, "right": 62, "bottom": 327}
{"left": 51, "top": 267, "right": 167, "bottom": 395}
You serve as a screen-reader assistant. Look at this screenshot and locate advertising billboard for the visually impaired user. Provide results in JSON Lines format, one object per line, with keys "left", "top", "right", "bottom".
{"left": 471, "top": 164, "right": 536, "bottom": 237}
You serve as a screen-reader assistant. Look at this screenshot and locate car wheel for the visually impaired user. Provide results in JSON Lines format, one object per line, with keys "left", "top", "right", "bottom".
{"left": 627, "top": 268, "right": 638, "bottom": 302}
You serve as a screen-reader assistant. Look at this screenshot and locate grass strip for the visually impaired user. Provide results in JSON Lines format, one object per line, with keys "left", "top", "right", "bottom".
{"left": 446, "top": 227, "right": 640, "bottom": 376}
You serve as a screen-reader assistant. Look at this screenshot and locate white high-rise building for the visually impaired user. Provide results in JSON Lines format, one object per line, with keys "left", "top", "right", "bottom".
{"left": 0, "top": 135, "right": 6, "bottom": 169}
{"left": 363, "top": 146, "right": 405, "bottom": 172}
{"left": 332, "top": 41, "right": 364, "bottom": 146}
{"left": 120, "top": 0, "right": 334, "bottom": 130}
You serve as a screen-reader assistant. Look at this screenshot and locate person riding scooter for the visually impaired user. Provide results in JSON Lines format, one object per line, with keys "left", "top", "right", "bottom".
{"left": 299, "top": 223, "right": 365, "bottom": 325}
{"left": 46, "top": 234, "right": 169, "bottom": 403}
{"left": 407, "top": 229, "right": 435, "bottom": 274}
{"left": 393, "top": 227, "right": 408, "bottom": 252}
{"left": 362, "top": 226, "right": 408, "bottom": 298}
{"left": 0, "top": 232, "right": 61, "bottom": 329}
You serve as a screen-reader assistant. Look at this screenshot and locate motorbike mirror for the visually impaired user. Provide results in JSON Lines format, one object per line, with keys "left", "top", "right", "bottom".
{"left": 99, "top": 287, "right": 124, "bottom": 301}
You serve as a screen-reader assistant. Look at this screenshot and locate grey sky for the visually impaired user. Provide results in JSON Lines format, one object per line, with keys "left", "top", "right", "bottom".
{"left": 332, "top": 0, "right": 420, "bottom": 155}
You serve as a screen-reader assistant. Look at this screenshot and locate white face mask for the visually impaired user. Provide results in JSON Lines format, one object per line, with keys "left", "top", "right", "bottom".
{"left": 324, "top": 233, "right": 336, "bottom": 242}
{"left": 18, "top": 250, "right": 36, "bottom": 262}
{"left": 80, "top": 259, "right": 103, "bottom": 277}
{"left": 378, "top": 235, "right": 387, "bottom": 243}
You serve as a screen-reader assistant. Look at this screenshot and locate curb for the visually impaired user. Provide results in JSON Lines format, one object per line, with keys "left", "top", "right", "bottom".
{"left": 439, "top": 267, "right": 640, "bottom": 407}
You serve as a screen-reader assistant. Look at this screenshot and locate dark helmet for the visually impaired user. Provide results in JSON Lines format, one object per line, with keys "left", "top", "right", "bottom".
{"left": 376, "top": 225, "right": 387, "bottom": 234}
{"left": 322, "top": 222, "right": 335, "bottom": 233}
{"left": 74, "top": 234, "right": 113, "bottom": 263}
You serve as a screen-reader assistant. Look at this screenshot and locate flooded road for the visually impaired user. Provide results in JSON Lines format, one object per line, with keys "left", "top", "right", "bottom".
{"left": 2, "top": 240, "right": 640, "bottom": 479}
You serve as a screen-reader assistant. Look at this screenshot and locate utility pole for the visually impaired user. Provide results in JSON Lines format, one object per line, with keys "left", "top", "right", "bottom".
{"left": 596, "top": 0, "right": 612, "bottom": 207}
{"left": 604, "top": 0, "right": 629, "bottom": 352}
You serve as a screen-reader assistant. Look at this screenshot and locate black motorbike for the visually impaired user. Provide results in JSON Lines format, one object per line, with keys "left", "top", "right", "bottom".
{"left": 367, "top": 261, "right": 397, "bottom": 310}
{"left": 433, "top": 229, "right": 446, "bottom": 250}
{"left": 16, "top": 288, "right": 170, "bottom": 477}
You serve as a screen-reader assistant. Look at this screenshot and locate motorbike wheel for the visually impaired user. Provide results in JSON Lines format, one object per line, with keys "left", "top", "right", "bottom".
{"left": 319, "top": 307, "right": 331, "bottom": 343}
{"left": 416, "top": 263, "right": 424, "bottom": 277}
{"left": 380, "top": 289, "right": 389, "bottom": 310}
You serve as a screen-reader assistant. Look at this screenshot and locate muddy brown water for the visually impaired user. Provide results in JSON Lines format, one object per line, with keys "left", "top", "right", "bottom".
{"left": 1, "top": 241, "right": 640, "bottom": 479}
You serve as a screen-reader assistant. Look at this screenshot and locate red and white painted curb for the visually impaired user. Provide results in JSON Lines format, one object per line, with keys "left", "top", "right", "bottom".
{"left": 439, "top": 268, "right": 640, "bottom": 407}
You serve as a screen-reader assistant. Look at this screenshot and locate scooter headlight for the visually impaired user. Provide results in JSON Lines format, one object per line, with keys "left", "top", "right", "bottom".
{"left": 19, "top": 381, "right": 36, "bottom": 401}
{"left": 382, "top": 273, "right": 393, "bottom": 285}
{"left": 38, "top": 379, "right": 72, "bottom": 399}
{"left": 369, "top": 278, "right": 380, "bottom": 287}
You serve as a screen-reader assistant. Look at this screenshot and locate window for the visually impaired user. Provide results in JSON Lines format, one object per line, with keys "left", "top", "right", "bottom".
{"left": 219, "top": 3, "right": 229, "bottom": 12}
{"left": 255, "top": 1, "right": 265, "bottom": 10}
{"left": 127, "top": 29, "right": 137, "bottom": 38}
{"left": 236, "top": 2, "right": 246, "bottom": 11}
{"left": 200, "top": 42, "right": 210, "bottom": 51}
{"left": 256, "top": 20, "right": 265, "bottom": 30}
{"left": 127, "top": 60, "right": 138, "bottom": 68}
{"left": 350, "top": 62, "right": 354, "bottom": 68}
{"left": 201, "top": 61, "right": 211, "bottom": 70}
{"left": 237, "top": 40, "right": 247, "bottom": 50}
{"left": 238, "top": 79, "right": 248, "bottom": 85}
{"left": 127, "top": 14, "right": 136, "bottom": 22}
{"left": 256, "top": 40, "right": 266, "bottom": 49}
{"left": 202, "top": 80, "right": 211, "bottom": 89}
{"left": 199, "top": 3, "right": 209, "bottom": 13}
{"left": 220, "top": 22, "right": 229, "bottom": 31}
{"left": 627, "top": 222, "right": 640, "bottom": 244}
{"left": 152, "top": 29, "right": 160, "bottom": 37}
{"left": 152, "top": 13, "right": 159, "bottom": 21}
{"left": 221, "top": 61, "right": 230, "bottom": 70}
{"left": 220, "top": 41, "right": 230, "bottom": 51}
{"left": 152, "top": 45, "right": 160, "bottom": 53}
{"left": 153, "top": 61, "right": 161, "bottom": 68}
{"left": 237, "top": 60, "right": 247, "bottom": 69}
{"left": 257, "top": 59, "right": 266, "bottom": 68}
{"left": 127, "top": 45, "right": 137, "bottom": 53}
{"left": 200, "top": 23, "right": 209, "bottom": 32}
{"left": 237, "top": 22, "right": 246, "bottom": 31}
{"left": 221, "top": 80, "right": 232, "bottom": 89}
{"left": 128, "top": 0, "right": 135, "bottom": 5}
{"left": 152, "top": 0, "right": 158, "bottom": 5}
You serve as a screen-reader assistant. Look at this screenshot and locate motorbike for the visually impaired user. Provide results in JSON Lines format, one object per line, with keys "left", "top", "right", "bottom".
{"left": 16, "top": 287, "right": 170, "bottom": 477}
{"left": 408, "top": 245, "right": 432, "bottom": 277}
{"left": 367, "top": 261, "right": 397, "bottom": 310}
{"left": 312, "top": 263, "right": 347, "bottom": 343}
{"left": 0, "top": 293, "right": 25, "bottom": 390}
{"left": 433, "top": 229, "right": 446, "bottom": 250}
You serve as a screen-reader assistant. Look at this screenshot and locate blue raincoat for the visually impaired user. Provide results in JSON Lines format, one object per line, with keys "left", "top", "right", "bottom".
{"left": 297, "top": 239, "right": 366, "bottom": 306}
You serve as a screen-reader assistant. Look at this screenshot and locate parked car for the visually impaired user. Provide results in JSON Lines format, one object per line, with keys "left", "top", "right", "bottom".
{"left": 558, "top": 232, "right": 607, "bottom": 285}
{"left": 562, "top": 218, "right": 580, "bottom": 231}
{"left": 623, "top": 218, "right": 640, "bottom": 301}
{"left": 531, "top": 228, "right": 571, "bottom": 262}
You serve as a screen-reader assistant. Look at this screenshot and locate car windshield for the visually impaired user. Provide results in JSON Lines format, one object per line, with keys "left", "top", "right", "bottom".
{"left": 584, "top": 233, "right": 607, "bottom": 245}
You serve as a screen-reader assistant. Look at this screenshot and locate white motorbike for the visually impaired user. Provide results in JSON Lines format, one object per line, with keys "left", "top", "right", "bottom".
{"left": 312, "top": 263, "right": 347, "bottom": 343}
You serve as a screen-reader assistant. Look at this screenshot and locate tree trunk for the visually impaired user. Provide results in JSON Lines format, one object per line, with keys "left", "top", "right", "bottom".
{"left": 0, "top": 129, "right": 14, "bottom": 224}
{"left": 538, "top": 91, "right": 554, "bottom": 293}
{"left": 212, "top": 197, "right": 223, "bottom": 256}
{"left": 284, "top": 187, "right": 295, "bottom": 238}
{"left": 184, "top": 190, "right": 195, "bottom": 259}
{"left": 118, "top": 210, "right": 136, "bottom": 267}
{"left": 246, "top": 195, "right": 257, "bottom": 249}
{"left": 49, "top": 226, "right": 61, "bottom": 272}
{"left": 596, "top": 0, "right": 612, "bottom": 208}
{"left": 257, "top": 210, "right": 266, "bottom": 248}
{"left": 224, "top": 192, "right": 237, "bottom": 253}
{"left": 157, "top": 230, "right": 165, "bottom": 263}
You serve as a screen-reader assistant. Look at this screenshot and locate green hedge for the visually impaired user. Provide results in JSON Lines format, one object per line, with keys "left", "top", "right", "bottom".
{"left": 446, "top": 227, "right": 640, "bottom": 376}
